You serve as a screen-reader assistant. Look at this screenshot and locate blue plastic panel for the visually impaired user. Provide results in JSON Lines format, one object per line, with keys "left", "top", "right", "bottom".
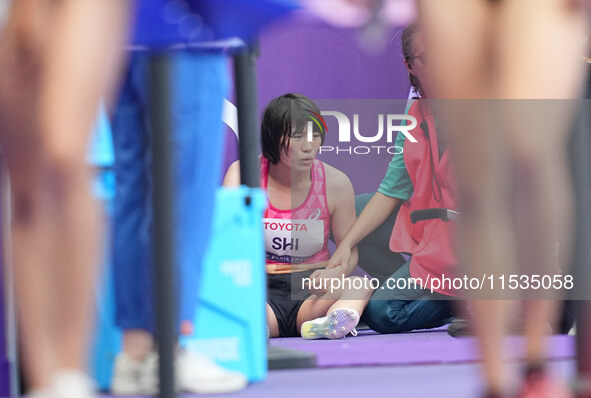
{"left": 180, "top": 187, "right": 268, "bottom": 382}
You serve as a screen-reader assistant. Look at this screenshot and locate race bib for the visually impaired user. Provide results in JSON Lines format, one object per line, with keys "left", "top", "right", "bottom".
{"left": 263, "top": 218, "right": 324, "bottom": 264}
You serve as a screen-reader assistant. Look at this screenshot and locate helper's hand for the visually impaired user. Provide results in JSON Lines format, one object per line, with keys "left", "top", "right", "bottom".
{"left": 327, "top": 241, "right": 352, "bottom": 271}
{"left": 308, "top": 267, "right": 344, "bottom": 296}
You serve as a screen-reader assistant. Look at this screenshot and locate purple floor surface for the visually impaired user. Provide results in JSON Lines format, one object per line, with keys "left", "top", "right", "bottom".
{"left": 270, "top": 329, "right": 576, "bottom": 367}
{"left": 93, "top": 359, "right": 575, "bottom": 398}
{"left": 6, "top": 331, "right": 577, "bottom": 398}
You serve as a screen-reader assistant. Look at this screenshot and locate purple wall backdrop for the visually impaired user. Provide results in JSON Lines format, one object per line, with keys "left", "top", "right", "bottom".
{"left": 256, "top": 14, "right": 410, "bottom": 103}
{"left": 223, "top": 12, "right": 413, "bottom": 194}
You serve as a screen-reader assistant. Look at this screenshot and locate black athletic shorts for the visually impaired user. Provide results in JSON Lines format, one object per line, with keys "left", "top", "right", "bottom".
{"left": 267, "top": 269, "right": 316, "bottom": 337}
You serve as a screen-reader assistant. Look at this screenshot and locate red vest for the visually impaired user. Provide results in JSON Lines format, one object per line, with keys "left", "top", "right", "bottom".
{"left": 389, "top": 101, "right": 459, "bottom": 296}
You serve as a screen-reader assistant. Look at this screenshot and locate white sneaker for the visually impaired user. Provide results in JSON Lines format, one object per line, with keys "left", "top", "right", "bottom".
{"left": 139, "top": 352, "right": 159, "bottom": 395}
{"left": 111, "top": 352, "right": 158, "bottom": 395}
{"left": 177, "top": 350, "right": 248, "bottom": 394}
{"left": 26, "top": 371, "right": 94, "bottom": 398}
{"left": 27, "top": 389, "right": 51, "bottom": 398}
{"left": 300, "top": 308, "right": 360, "bottom": 339}
{"left": 49, "top": 370, "right": 95, "bottom": 398}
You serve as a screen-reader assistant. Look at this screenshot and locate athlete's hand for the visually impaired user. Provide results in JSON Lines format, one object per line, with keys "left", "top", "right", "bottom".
{"left": 327, "top": 241, "right": 352, "bottom": 271}
{"left": 307, "top": 267, "right": 344, "bottom": 296}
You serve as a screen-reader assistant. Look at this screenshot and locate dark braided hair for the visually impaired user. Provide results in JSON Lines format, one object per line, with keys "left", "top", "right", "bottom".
{"left": 401, "top": 23, "right": 420, "bottom": 96}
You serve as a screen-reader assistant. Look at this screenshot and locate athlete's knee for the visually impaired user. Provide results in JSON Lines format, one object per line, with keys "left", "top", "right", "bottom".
{"left": 7, "top": 160, "right": 42, "bottom": 225}
{"left": 344, "top": 276, "right": 374, "bottom": 299}
{"left": 455, "top": 183, "right": 489, "bottom": 217}
{"left": 512, "top": 154, "right": 548, "bottom": 198}
{"left": 12, "top": 186, "right": 36, "bottom": 225}
{"left": 41, "top": 140, "right": 89, "bottom": 199}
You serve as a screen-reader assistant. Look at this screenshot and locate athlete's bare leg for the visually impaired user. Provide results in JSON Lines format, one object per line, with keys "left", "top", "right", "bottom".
{"left": 0, "top": 0, "right": 130, "bottom": 390}
{"left": 419, "top": 0, "right": 588, "bottom": 395}
{"left": 496, "top": 0, "right": 588, "bottom": 370}
{"left": 419, "top": 1, "right": 512, "bottom": 394}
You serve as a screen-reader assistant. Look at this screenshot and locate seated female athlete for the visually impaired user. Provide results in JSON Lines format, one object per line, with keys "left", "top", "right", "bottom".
{"left": 224, "top": 93, "right": 373, "bottom": 338}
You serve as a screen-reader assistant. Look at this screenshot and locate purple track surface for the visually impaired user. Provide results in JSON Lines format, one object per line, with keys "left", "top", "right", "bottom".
{"left": 81, "top": 329, "right": 576, "bottom": 398}
{"left": 97, "top": 360, "right": 575, "bottom": 398}
{"left": 269, "top": 328, "right": 575, "bottom": 367}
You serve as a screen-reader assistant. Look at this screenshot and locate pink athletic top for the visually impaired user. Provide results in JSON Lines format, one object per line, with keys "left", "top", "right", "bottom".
{"left": 260, "top": 157, "right": 331, "bottom": 274}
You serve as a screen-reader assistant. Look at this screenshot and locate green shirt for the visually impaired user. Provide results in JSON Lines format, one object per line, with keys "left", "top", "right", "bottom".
{"left": 377, "top": 131, "right": 413, "bottom": 201}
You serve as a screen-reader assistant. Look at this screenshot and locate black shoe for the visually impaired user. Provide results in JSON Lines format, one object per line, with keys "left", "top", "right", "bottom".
{"left": 447, "top": 317, "right": 472, "bottom": 337}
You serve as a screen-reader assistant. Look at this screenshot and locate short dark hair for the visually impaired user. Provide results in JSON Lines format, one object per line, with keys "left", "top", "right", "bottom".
{"left": 401, "top": 23, "right": 420, "bottom": 96}
{"left": 261, "top": 93, "right": 326, "bottom": 165}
